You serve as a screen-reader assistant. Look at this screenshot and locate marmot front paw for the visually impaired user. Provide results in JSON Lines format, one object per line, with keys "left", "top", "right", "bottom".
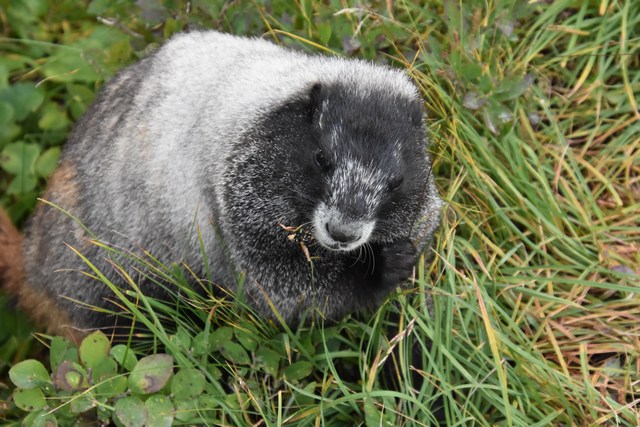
{"left": 378, "top": 239, "right": 418, "bottom": 289}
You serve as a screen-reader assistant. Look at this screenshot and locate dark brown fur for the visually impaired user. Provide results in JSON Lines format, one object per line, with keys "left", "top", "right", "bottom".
{"left": 0, "top": 207, "right": 84, "bottom": 343}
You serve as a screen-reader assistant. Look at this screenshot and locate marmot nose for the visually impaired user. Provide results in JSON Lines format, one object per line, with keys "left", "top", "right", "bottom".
{"left": 325, "top": 223, "right": 361, "bottom": 244}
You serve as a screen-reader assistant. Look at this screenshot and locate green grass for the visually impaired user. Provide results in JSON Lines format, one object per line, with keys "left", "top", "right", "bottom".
{"left": 1, "top": 0, "right": 639, "bottom": 425}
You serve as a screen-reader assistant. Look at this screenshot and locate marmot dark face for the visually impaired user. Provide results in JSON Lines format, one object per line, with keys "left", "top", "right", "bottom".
{"left": 224, "top": 80, "right": 430, "bottom": 261}
{"left": 305, "top": 83, "right": 428, "bottom": 253}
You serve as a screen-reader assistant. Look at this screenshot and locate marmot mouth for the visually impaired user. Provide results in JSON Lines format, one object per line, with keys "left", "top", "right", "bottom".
{"left": 321, "top": 240, "right": 364, "bottom": 252}
{"left": 312, "top": 205, "right": 375, "bottom": 252}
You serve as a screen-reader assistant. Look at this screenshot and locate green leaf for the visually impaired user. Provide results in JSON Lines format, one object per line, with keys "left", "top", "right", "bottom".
{"left": 219, "top": 341, "right": 250, "bottom": 365}
{"left": 35, "top": 147, "right": 61, "bottom": 178}
{"left": 208, "top": 326, "right": 233, "bottom": 350}
{"left": 173, "top": 398, "right": 199, "bottom": 422}
{"left": 92, "top": 357, "right": 127, "bottom": 395}
{"left": 495, "top": 74, "right": 534, "bottom": 101}
{"left": 110, "top": 345, "right": 137, "bottom": 371}
{"left": 50, "top": 337, "right": 78, "bottom": 371}
{"left": 256, "top": 346, "right": 282, "bottom": 376}
{"left": 145, "top": 394, "right": 175, "bottom": 427}
{"left": 91, "top": 357, "right": 117, "bottom": 379}
{"left": 113, "top": 396, "right": 147, "bottom": 427}
{"left": 191, "top": 331, "right": 211, "bottom": 356}
{"left": 128, "top": 354, "right": 173, "bottom": 394}
{"left": 79, "top": 331, "right": 111, "bottom": 369}
{"left": 1, "top": 141, "right": 40, "bottom": 175}
{"left": 364, "top": 397, "right": 395, "bottom": 427}
{"left": 66, "top": 83, "right": 95, "bottom": 120}
{"left": 295, "top": 381, "right": 317, "bottom": 406}
{"left": 13, "top": 387, "right": 47, "bottom": 411}
{"left": 171, "top": 368, "right": 205, "bottom": 400}
{"left": 171, "top": 326, "right": 192, "bottom": 351}
{"left": 41, "top": 50, "right": 101, "bottom": 84}
{"left": 38, "top": 102, "right": 69, "bottom": 131}
{"left": 22, "top": 411, "right": 58, "bottom": 427}
{"left": 0, "top": 122, "right": 20, "bottom": 144}
{"left": 463, "top": 91, "right": 485, "bottom": 110}
{"left": 9, "top": 359, "right": 51, "bottom": 389}
{"left": 87, "top": 0, "right": 111, "bottom": 16}
{"left": 459, "top": 62, "right": 483, "bottom": 82}
{"left": 235, "top": 328, "right": 258, "bottom": 352}
{"left": 21, "top": 0, "right": 49, "bottom": 17}
{"left": 53, "top": 360, "right": 88, "bottom": 391}
{"left": 0, "top": 83, "right": 45, "bottom": 121}
{"left": 283, "top": 361, "right": 313, "bottom": 381}
{"left": 0, "top": 101, "right": 14, "bottom": 126}
{"left": 102, "top": 375, "right": 129, "bottom": 397}
{"left": 0, "top": 64, "right": 8, "bottom": 89}
{"left": 163, "top": 19, "right": 183, "bottom": 39}
{"left": 7, "top": 173, "right": 38, "bottom": 195}
{"left": 69, "top": 392, "right": 95, "bottom": 414}
{"left": 318, "top": 22, "right": 332, "bottom": 45}
{"left": 108, "top": 39, "right": 133, "bottom": 64}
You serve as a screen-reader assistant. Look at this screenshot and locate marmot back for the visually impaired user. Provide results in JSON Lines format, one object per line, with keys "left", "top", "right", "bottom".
{"left": 4, "top": 31, "right": 442, "bottom": 336}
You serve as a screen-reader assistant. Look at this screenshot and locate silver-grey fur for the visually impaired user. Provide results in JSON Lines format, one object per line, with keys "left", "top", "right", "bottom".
{"left": 21, "top": 31, "right": 443, "bottom": 332}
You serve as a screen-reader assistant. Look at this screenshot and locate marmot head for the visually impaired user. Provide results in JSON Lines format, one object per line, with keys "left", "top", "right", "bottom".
{"left": 303, "top": 82, "right": 429, "bottom": 252}
{"left": 224, "top": 77, "right": 431, "bottom": 257}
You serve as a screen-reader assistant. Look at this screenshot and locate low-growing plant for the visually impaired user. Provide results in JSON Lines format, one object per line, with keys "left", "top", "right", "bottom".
{"left": 10, "top": 328, "right": 261, "bottom": 425}
{"left": 5, "top": 240, "right": 446, "bottom": 425}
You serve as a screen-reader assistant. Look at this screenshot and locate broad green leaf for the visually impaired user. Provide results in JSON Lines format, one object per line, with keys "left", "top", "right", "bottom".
{"left": 283, "top": 361, "right": 313, "bottom": 381}
{"left": 9, "top": 359, "right": 51, "bottom": 389}
{"left": 79, "top": 331, "right": 111, "bottom": 369}
{"left": 70, "top": 393, "right": 95, "bottom": 414}
{"left": 87, "top": 0, "right": 111, "bottom": 15}
{"left": 0, "top": 83, "right": 45, "bottom": 121}
{"left": 256, "top": 346, "right": 282, "bottom": 376}
{"left": 113, "top": 396, "right": 147, "bottom": 427}
{"left": 128, "top": 354, "right": 173, "bottom": 394}
{"left": 459, "top": 62, "right": 483, "bottom": 82}
{"left": 191, "top": 331, "right": 211, "bottom": 356}
{"left": 235, "top": 328, "right": 258, "bottom": 352}
{"left": 50, "top": 336, "right": 78, "bottom": 371}
{"left": 7, "top": 173, "right": 37, "bottom": 194}
{"left": 0, "top": 122, "right": 20, "bottom": 144}
{"left": 53, "top": 360, "right": 87, "bottom": 391}
{"left": 38, "top": 102, "right": 69, "bottom": 131}
{"left": 171, "top": 368, "right": 205, "bottom": 400}
{"left": 0, "top": 101, "right": 13, "bottom": 126}
{"left": 110, "top": 345, "right": 137, "bottom": 371}
{"left": 174, "top": 399, "right": 199, "bottom": 422}
{"left": 35, "top": 147, "right": 61, "bottom": 178}
{"left": 171, "top": 326, "right": 192, "bottom": 351}
{"left": 108, "top": 39, "right": 133, "bottom": 64}
{"left": 495, "top": 74, "right": 534, "bottom": 101}
{"left": 219, "top": 341, "right": 250, "bottom": 365}
{"left": 0, "top": 64, "right": 8, "bottom": 89}
{"left": 364, "top": 397, "right": 395, "bottom": 427}
{"left": 22, "top": 411, "right": 58, "bottom": 427}
{"left": 145, "top": 395, "right": 174, "bottom": 427}
{"left": 318, "top": 23, "right": 332, "bottom": 46}
{"left": 92, "top": 357, "right": 126, "bottom": 395}
{"left": 0, "top": 141, "right": 40, "bottom": 175}
{"left": 208, "top": 326, "right": 233, "bottom": 350}
{"left": 13, "top": 387, "right": 47, "bottom": 411}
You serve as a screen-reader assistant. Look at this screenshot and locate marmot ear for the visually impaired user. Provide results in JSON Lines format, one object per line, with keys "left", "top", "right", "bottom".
{"left": 409, "top": 99, "right": 425, "bottom": 127}
{"left": 307, "top": 82, "right": 324, "bottom": 125}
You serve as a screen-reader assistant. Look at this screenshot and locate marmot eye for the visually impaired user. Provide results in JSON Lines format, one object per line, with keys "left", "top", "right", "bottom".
{"left": 314, "top": 149, "right": 332, "bottom": 172}
{"left": 388, "top": 176, "right": 404, "bottom": 191}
